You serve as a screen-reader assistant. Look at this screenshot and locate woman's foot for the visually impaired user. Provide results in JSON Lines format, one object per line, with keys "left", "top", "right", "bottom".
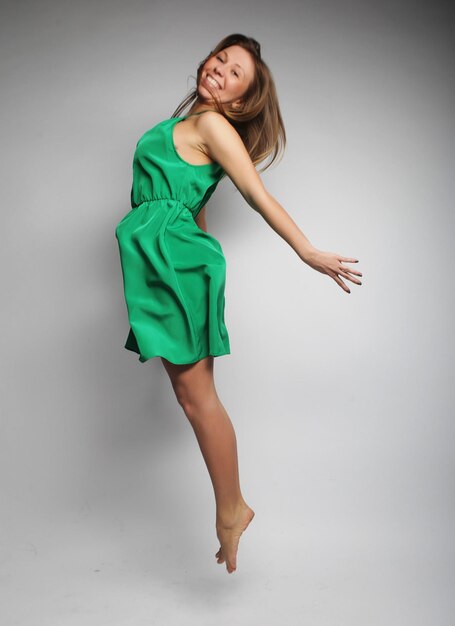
{"left": 215, "top": 503, "right": 255, "bottom": 573}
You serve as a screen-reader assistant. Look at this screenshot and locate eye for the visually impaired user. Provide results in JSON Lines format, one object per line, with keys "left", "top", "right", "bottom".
{"left": 232, "top": 70, "right": 239, "bottom": 77}
{"left": 216, "top": 55, "right": 223, "bottom": 61}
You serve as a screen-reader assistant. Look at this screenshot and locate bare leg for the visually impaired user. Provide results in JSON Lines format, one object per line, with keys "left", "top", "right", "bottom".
{"left": 161, "top": 355, "right": 255, "bottom": 573}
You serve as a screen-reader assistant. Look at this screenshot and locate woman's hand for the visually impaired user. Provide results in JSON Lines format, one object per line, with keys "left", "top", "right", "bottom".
{"left": 303, "top": 248, "right": 362, "bottom": 293}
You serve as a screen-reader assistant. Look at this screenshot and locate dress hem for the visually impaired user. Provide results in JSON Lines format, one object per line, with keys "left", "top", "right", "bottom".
{"left": 124, "top": 343, "right": 231, "bottom": 365}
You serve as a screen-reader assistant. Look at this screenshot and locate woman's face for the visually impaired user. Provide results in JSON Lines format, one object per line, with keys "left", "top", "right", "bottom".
{"left": 198, "top": 45, "right": 255, "bottom": 107}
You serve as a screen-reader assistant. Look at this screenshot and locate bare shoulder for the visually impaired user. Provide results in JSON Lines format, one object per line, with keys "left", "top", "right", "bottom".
{"left": 195, "top": 110, "right": 242, "bottom": 148}
{"left": 196, "top": 110, "right": 235, "bottom": 130}
{"left": 195, "top": 111, "right": 268, "bottom": 210}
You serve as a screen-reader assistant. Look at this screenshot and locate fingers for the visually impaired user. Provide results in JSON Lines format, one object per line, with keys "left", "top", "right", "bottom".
{"left": 329, "top": 271, "right": 351, "bottom": 293}
{"left": 337, "top": 256, "right": 362, "bottom": 287}
{"left": 342, "top": 266, "right": 362, "bottom": 277}
{"left": 338, "top": 269, "right": 362, "bottom": 285}
{"left": 314, "top": 251, "right": 362, "bottom": 293}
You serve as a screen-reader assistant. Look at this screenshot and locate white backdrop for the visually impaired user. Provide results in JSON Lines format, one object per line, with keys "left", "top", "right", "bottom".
{"left": 1, "top": 0, "right": 454, "bottom": 624}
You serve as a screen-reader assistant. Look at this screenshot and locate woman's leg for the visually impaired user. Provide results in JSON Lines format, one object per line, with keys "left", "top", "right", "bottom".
{"left": 160, "top": 355, "right": 255, "bottom": 573}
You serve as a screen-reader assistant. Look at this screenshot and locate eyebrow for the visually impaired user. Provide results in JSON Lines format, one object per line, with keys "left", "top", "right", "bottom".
{"left": 222, "top": 50, "right": 245, "bottom": 76}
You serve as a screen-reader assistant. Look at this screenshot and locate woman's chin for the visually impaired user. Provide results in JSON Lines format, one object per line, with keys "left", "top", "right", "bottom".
{"left": 197, "top": 84, "right": 221, "bottom": 104}
{"left": 197, "top": 89, "right": 213, "bottom": 103}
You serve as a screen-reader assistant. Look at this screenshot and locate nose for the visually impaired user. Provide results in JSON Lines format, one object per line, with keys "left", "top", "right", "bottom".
{"left": 213, "top": 63, "right": 223, "bottom": 77}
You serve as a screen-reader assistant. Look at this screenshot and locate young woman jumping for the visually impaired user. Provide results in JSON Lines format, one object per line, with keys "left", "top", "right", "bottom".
{"left": 115, "top": 33, "right": 362, "bottom": 575}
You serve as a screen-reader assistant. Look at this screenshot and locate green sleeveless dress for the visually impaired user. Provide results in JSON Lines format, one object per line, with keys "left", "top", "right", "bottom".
{"left": 115, "top": 112, "right": 230, "bottom": 364}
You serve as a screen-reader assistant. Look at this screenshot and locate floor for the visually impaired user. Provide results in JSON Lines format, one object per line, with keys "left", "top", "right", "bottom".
{"left": 2, "top": 502, "right": 452, "bottom": 626}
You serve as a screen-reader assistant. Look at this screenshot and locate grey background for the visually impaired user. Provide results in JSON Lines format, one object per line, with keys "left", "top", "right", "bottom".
{"left": 1, "top": 0, "right": 454, "bottom": 624}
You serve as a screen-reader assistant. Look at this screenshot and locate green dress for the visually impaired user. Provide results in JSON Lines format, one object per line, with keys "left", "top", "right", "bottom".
{"left": 115, "top": 111, "right": 230, "bottom": 364}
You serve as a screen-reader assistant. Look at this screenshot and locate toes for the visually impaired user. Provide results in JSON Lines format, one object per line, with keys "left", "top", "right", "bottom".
{"left": 215, "top": 547, "right": 225, "bottom": 564}
{"left": 226, "top": 553, "right": 237, "bottom": 572}
{"left": 216, "top": 547, "right": 236, "bottom": 573}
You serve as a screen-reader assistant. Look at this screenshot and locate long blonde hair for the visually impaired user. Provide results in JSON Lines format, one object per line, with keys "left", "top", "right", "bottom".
{"left": 171, "top": 34, "right": 286, "bottom": 174}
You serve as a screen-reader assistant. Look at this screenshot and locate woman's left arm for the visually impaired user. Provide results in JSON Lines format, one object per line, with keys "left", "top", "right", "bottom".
{"left": 197, "top": 112, "right": 362, "bottom": 294}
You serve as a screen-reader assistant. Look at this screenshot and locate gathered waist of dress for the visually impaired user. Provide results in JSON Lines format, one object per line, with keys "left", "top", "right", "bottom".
{"left": 133, "top": 197, "right": 194, "bottom": 211}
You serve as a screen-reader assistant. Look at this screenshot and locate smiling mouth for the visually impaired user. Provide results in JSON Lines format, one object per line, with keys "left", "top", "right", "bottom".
{"left": 205, "top": 74, "right": 221, "bottom": 89}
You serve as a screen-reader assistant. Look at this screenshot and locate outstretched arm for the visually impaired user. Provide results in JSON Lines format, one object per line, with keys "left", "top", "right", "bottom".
{"left": 197, "top": 112, "right": 362, "bottom": 293}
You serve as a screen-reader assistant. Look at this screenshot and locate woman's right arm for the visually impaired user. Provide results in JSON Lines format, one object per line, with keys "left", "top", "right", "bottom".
{"left": 197, "top": 112, "right": 362, "bottom": 293}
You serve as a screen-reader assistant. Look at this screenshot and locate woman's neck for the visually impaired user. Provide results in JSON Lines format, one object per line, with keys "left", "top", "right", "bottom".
{"left": 188, "top": 104, "right": 218, "bottom": 115}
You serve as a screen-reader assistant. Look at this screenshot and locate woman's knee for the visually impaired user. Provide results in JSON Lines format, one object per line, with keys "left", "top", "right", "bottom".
{"left": 161, "top": 356, "right": 217, "bottom": 418}
{"left": 172, "top": 381, "right": 194, "bottom": 413}
{"left": 175, "top": 384, "right": 217, "bottom": 420}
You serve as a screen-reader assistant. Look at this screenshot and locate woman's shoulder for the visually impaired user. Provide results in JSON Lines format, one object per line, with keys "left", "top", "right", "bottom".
{"left": 195, "top": 109, "right": 240, "bottom": 138}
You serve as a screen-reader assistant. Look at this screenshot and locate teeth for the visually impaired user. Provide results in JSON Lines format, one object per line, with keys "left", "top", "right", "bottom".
{"left": 207, "top": 75, "right": 220, "bottom": 88}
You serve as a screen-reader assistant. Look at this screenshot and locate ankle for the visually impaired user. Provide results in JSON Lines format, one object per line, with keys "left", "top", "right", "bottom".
{"left": 216, "top": 498, "right": 250, "bottom": 526}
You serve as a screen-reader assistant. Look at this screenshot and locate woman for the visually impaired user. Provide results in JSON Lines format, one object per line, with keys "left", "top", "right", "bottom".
{"left": 115, "top": 33, "right": 362, "bottom": 575}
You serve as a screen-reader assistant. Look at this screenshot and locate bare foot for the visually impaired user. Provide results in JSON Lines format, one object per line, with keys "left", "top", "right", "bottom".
{"left": 215, "top": 503, "right": 255, "bottom": 573}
